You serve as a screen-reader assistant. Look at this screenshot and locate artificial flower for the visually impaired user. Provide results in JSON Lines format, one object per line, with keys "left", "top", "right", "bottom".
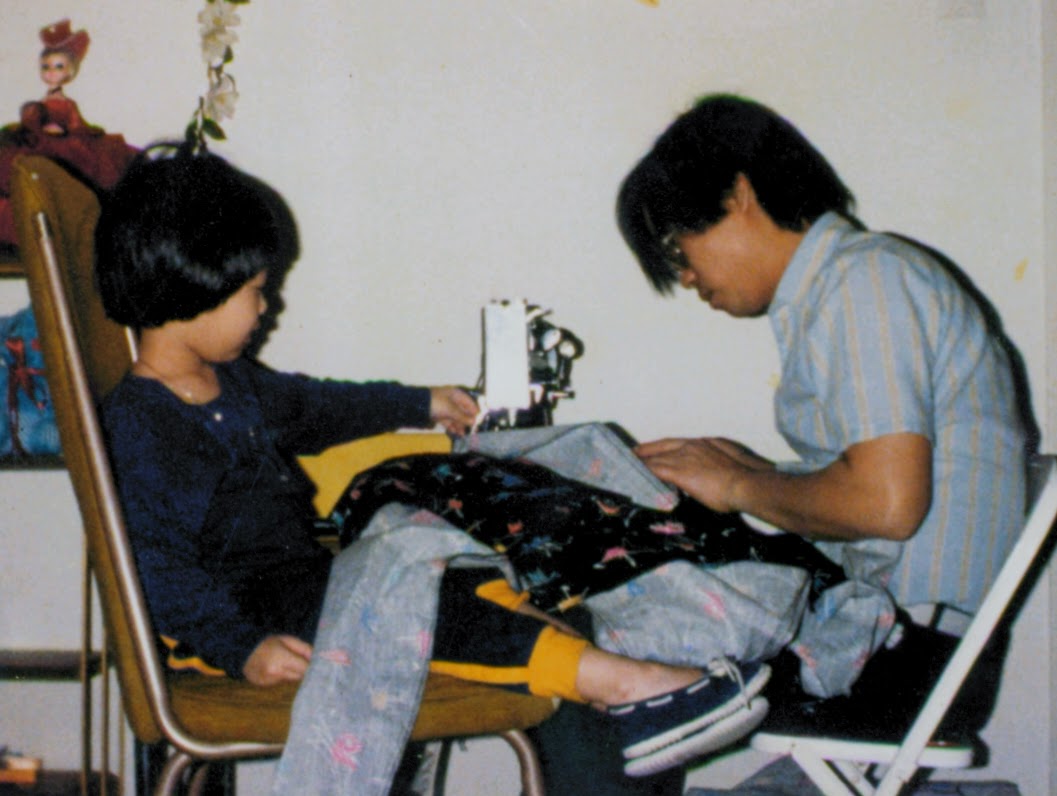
{"left": 198, "top": 2, "right": 241, "bottom": 34}
{"left": 188, "top": 0, "right": 249, "bottom": 150}
{"left": 200, "top": 24, "right": 238, "bottom": 66}
{"left": 203, "top": 72, "right": 239, "bottom": 120}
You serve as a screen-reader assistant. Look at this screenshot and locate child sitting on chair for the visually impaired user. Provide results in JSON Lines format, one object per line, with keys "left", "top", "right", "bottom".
{"left": 94, "top": 145, "right": 770, "bottom": 783}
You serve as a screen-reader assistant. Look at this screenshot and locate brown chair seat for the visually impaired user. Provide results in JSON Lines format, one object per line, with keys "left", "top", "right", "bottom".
{"left": 167, "top": 671, "right": 555, "bottom": 745}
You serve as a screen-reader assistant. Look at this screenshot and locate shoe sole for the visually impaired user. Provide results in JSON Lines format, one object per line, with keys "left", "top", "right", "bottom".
{"left": 624, "top": 696, "right": 770, "bottom": 778}
{"left": 623, "top": 663, "right": 771, "bottom": 760}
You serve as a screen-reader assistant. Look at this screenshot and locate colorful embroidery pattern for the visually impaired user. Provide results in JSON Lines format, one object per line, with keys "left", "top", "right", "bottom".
{"left": 333, "top": 453, "right": 844, "bottom": 614}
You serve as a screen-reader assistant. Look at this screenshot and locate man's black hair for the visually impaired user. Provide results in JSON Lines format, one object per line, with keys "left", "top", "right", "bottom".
{"left": 616, "top": 94, "right": 855, "bottom": 294}
{"left": 95, "top": 144, "right": 298, "bottom": 329}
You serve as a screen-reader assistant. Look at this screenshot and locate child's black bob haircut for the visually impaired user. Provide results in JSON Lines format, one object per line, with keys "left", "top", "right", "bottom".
{"left": 95, "top": 144, "right": 298, "bottom": 330}
{"left": 616, "top": 94, "right": 855, "bottom": 295}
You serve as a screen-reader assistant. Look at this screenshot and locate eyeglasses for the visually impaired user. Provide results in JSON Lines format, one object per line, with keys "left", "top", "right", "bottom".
{"left": 660, "top": 230, "right": 689, "bottom": 273}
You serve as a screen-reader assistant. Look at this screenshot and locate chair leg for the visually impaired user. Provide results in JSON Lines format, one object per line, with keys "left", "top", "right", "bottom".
{"left": 499, "top": 729, "right": 546, "bottom": 796}
{"left": 155, "top": 751, "right": 195, "bottom": 796}
{"left": 186, "top": 762, "right": 236, "bottom": 796}
{"left": 136, "top": 740, "right": 168, "bottom": 796}
{"left": 791, "top": 750, "right": 869, "bottom": 796}
{"left": 187, "top": 765, "right": 210, "bottom": 796}
{"left": 137, "top": 740, "right": 236, "bottom": 796}
{"left": 432, "top": 741, "right": 453, "bottom": 796}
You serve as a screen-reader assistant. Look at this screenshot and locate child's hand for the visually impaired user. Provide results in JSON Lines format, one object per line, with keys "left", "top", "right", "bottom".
{"left": 430, "top": 387, "right": 479, "bottom": 436}
{"left": 242, "top": 634, "right": 313, "bottom": 686}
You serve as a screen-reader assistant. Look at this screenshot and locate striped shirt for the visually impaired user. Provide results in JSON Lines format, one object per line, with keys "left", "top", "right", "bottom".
{"left": 768, "top": 212, "right": 1028, "bottom": 612}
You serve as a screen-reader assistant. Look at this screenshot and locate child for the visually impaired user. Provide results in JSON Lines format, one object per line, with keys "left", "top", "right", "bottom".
{"left": 94, "top": 146, "right": 770, "bottom": 784}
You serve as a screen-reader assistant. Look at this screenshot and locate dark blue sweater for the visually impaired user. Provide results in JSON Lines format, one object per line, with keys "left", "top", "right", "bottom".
{"left": 101, "top": 357, "right": 431, "bottom": 676}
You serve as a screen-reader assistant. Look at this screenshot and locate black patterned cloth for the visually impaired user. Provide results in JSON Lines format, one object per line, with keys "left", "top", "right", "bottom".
{"left": 333, "top": 453, "right": 844, "bottom": 614}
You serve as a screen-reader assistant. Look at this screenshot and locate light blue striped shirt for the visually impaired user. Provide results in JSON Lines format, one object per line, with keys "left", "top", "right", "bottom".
{"left": 768, "top": 212, "right": 1028, "bottom": 612}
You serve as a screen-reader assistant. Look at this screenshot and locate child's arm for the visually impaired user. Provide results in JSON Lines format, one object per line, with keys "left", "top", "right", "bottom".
{"left": 244, "top": 361, "right": 434, "bottom": 454}
{"left": 244, "top": 360, "right": 478, "bottom": 448}
{"left": 242, "top": 634, "right": 314, "bottom": 686}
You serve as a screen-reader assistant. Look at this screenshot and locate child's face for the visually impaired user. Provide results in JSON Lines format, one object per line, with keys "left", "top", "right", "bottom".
{"left": 40, "top": 52, "right": 75, "bottom": 91}
{"left": 183, "top": 271, "right": 268, "bottom": 363}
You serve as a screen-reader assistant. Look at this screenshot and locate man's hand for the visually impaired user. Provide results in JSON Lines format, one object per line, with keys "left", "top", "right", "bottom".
{"left": 429, "top": 387, "right": 479, "bottom": 436}
{"left": 637, "top": 432, "right": 932, "bottom": 542}
{"left": 242, "top": 634, "right": 314, "bottom": 687}
{"left": 636, "top": 437, "right": 773, "bottom": 514}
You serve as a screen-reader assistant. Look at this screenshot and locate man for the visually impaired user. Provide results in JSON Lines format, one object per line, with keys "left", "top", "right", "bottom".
{"left": 617, "top": 93, "right": 1028, "bottom": 639}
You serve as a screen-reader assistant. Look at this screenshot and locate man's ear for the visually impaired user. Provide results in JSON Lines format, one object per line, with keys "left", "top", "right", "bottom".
{"left": 724, "top": 173, "right": 757, "bottom": 215}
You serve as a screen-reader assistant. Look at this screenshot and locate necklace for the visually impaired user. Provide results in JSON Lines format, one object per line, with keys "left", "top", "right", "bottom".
{"left": 135, "top": 360, "right": 224, "bottom": 421}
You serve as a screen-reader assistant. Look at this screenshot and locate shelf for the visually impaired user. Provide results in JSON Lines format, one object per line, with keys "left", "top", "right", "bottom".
{"left": 0, "top": 770, "right": 119, "bottom": 795}
{"left": 0, "top": 650, "right": 103, "bottom": 682}
{"left": 0, "top": 248, "right": 20, "bottom": 277}
{"left": 0, "top": 455, "right": 64, "bottom": 471}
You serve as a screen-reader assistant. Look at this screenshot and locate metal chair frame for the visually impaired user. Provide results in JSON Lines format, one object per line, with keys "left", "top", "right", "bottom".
{"left": 750, "top": 455, "right": 1057, "bottom": 796}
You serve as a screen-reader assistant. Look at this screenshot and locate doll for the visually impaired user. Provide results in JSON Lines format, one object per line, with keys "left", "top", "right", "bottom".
{"left": 19, "top": 19, "right": 97, "bottom": 139}
{"left": 0, "top": 20, "right": 138, "bottom": 247}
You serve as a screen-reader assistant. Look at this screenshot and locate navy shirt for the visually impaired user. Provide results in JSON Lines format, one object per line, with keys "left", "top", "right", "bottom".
{"left": 102, "top": 357, "right": 431, "bottom": 675}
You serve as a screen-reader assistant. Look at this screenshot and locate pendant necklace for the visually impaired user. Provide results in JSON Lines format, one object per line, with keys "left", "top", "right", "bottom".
{"left": 136, "top": 360, "right": 224, "bottom": 422}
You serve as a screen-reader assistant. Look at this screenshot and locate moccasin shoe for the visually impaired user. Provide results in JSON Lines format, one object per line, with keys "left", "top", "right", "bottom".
{"left": 608, "top": 657, "right": 771, "bottom": 774}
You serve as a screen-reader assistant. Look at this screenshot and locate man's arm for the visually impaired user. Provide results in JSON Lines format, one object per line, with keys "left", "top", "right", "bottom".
{"left": 636, "top": 431, "right": 931, "bottom": 542}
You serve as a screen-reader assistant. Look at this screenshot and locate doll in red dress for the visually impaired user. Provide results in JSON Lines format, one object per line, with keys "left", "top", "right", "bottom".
{"left": 0, "top": 19, "right": 138, "bottom": 247}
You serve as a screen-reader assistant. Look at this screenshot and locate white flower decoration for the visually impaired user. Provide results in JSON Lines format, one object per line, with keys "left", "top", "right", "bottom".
{"left": 188, "top": 0, "right": 248, "bottom": 150}
{"left": 198, "top": 1, "right": 241, "bottom": 31}
{"left": 203, "top": 72, "right": 239, "bottom": 120}
{"left": 200, "top": 25, "right": 238, "bottom": 66}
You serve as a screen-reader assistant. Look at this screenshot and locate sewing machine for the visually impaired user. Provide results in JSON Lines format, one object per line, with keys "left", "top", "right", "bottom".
{"left": 474, "top": 299, "right": 583, "bottom": 430}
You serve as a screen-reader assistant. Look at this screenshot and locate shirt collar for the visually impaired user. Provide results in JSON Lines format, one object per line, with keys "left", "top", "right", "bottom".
{"left": 768, "top": 211, "right": 850, "bottom": 321}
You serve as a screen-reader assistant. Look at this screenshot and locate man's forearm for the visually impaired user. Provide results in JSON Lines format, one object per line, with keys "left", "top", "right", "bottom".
{"left": 730, "top": 434, "right": 932, "bottom": 542}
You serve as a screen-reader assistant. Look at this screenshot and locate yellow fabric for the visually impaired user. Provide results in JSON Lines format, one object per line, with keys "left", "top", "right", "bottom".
{"left": 429, "top": 626, "right": 587, "bottom": 703}
{"left": 526, "top": 626, "right": 587, "bottom": 702}
{"left": 428, "top": 659, "right": 533, "bottom": 688}
{"left": 298, "top": 432, "right": 452, "bottom": 515}
{"left": 476, "top": 577, "right": 531, "bottom": 610}
{"left": 159, "top": 635, "right": 226, "bottom": 677}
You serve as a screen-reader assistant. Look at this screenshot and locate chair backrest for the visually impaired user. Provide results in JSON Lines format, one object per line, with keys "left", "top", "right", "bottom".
{"left": 12, "top": 155, "right": 170, "bottom": 744}
{"left": 873, "top": 453, "right": 1057, "bottom": 793}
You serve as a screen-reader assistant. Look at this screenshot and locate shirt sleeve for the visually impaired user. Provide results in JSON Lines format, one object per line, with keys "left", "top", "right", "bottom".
{"left": 239, "top": 359, "right": 433, "bottom": 455}
{"left": 800, "top": 248, "right": 937, "bottom": 452}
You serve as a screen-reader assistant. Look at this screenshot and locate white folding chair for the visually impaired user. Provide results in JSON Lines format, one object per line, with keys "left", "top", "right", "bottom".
{"left": 750, "top": 454, "right": 1057, "bottom": 796}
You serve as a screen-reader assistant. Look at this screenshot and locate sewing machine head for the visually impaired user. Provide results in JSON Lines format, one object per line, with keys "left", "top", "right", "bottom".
{"left": 475, "top": 299, "right": 583, "bottom": 430}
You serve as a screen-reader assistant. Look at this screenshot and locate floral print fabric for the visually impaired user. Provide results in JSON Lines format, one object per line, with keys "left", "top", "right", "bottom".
{"left": 333, "top": 451, "right": 845, "bottom": 614}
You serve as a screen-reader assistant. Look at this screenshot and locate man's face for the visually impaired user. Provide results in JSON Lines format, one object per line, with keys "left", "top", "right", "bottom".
{"left": 674, "top": 214, "right": 776, "bottom": 318}
{"left": 669, "top": 175, "right": 794, "bottom": 318}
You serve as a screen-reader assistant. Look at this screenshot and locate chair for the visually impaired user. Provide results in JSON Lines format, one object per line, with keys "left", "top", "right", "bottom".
{"left": 749, "top": 454, "right": 1057, "bottom": 796}
{"left": 12, "top": 155, "right": 557, "bottom": 796}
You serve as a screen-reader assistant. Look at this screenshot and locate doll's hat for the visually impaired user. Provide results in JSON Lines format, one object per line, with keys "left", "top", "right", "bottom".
{"left": 40, "top": 19, "right": 90, "bottom": 64}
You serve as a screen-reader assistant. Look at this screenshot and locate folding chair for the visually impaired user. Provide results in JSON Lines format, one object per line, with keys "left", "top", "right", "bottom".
{"left": 750, "top": 454, "right": 1057, "bottom": 796}
{"left": 13, "top": 154, "right": 557, "bottom": 796}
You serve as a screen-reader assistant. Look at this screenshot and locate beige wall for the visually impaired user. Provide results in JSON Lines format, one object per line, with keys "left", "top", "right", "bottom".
{"left": 0, "top": 2, "right": 1053, "bottom": 792}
